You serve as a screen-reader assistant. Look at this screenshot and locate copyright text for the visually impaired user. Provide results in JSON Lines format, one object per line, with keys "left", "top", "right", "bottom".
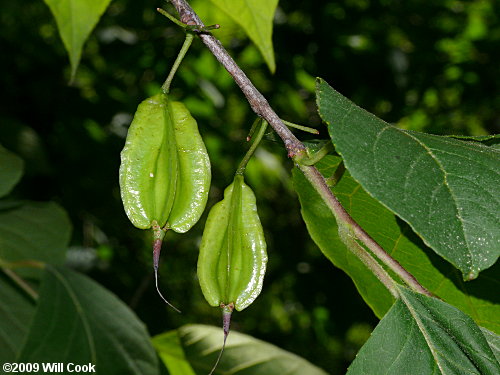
{"left": 2, "top": 362, "right": 96, "bottom": 373}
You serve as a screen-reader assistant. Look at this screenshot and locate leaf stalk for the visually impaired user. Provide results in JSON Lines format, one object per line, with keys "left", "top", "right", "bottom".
{"left": 161, "top": 32, "right": 194, "bottom": 93}
{"left": 236, "top": 119, "right": 268, "bottom": 175}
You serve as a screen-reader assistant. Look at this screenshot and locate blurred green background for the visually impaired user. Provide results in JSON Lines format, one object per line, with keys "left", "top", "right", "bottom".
{"left": 1, "top": 0, "right": 498, "bottom": 373}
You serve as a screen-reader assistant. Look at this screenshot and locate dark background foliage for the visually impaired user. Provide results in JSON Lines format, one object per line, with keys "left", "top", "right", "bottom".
{"left": 1, "top": 0, "right": 498, "bottom": 373}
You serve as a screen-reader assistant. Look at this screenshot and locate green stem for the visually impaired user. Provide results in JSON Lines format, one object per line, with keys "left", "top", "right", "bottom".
{"left": 245, "top": 117, "right": 261, "bottom": 142}
{"left": 236, "top": 119, "right": 268, "bottom": 175}
{"left": 157, "top": 8, "right": 220, "bottom": 32}
{"left": 282, "top": 120, "right": 319, "bottom": 135}
{"left": 161, "top": 32, "right": 194, "bottom": 93}
{"left": 300, "top": 142, "right": 334, "bottom": 166}
{"left": 1, "top": 262, "right": 43, "bottom": 301}
{"left": 2, "top": 268, "right": 38, "bottom": 300}
{"left": 157, "top": 7, "right": 188, "bottom": 28}
{"left": 325, "top": 161, "right": 345, "bottom": 187}
{"left": 0, "top": 259, "right": 45, "bottom": 269}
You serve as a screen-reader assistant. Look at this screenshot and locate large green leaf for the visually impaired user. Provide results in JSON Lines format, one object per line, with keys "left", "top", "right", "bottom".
{"left": 178, "top": 324, "right": 328, "bottom": 374}
{"left": 209, "top": 0, "right": 278, "bottom": 72}
{"left": 18, "top": 266, "right": 159, "bottom": 375}
{"left": 42, "top": 0, "right": 112, "bottom": 79}
{"left": 0, "top": 144, "right": 24, "bottom": 198}
{"left": 347, "top": 286, "right": 500, "bottom": 375}
{"left": 0, "top": 202, "right": 71, "bottom": 267}
{"left": 0, "top": 274, "right": 36, "bottom": 363}
{"left": 152, "top": 330, "right": 196, "bottom": 375}
{"left": 293, "top": 156, "right": 500, "bottom": 333}
{"left": 316, "top": 78, "right": 500, "bottom": 280}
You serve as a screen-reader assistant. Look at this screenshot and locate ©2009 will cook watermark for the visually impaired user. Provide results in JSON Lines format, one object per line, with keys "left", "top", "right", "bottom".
{"left": 2, "top": 362, "right": 96, "bottom": 373}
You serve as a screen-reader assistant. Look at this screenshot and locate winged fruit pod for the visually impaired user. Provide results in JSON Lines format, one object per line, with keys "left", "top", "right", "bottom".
{"left": 197, "top": 174, "right": 267, "bottom": 311}
{"left": 167, "top": 101, "right": 211, "bottom": 233}
{"left": 119, "top": 93, "right": 211, "bottom": 232}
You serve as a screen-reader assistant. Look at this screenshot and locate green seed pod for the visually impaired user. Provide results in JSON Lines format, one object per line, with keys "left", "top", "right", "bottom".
{"left": 167, "top": 101, "right": 211, "bottom": 233}
{"left": 197, "top": 174, "right": 267, "bottom": 311}
{"left": 119, "top": 92, "right": 211, "bottom": 312}
{"left": 119, "top": 93, "right": 211, "bottom": 233}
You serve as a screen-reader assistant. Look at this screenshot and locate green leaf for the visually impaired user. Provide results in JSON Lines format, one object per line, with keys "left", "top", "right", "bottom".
{"left": 209, "top": 0, "right": 278, "bottom": 72}
{"left": 18, "top": 266, "right": 160, "bottom": 375}
{"left": 293, "top": 155, "right": 500, "bottom": 333}
{"left": 152, "top": 330, "right": 196, "bottom": 375}
{"left": 316, "top": 78, "right": 500, "bottom": 280}
{"left": 0, "top": 144, "right": 24, "bottom": 198}
{"left": 42, "top": 0, "right": 112, "bottom": 80}
{"left": 178, "top": 324, "right": 328, "bottom": 374}
{"left": 481, "top": 327, "right": 500, "bottom": 363}
{"left": 446, "top": 134, "right": 500, "bottom": 151}
{"left": 0, "top": 274, "right": 36, "bottom": 363}
{"left": 0, "top": 202, "right": 72, "bottom": 274}
{"left": 347, "top": 286, "right": 500, "bottom": 375}
{"left": 446, "top": 134, "right": 500, "bottom": 144}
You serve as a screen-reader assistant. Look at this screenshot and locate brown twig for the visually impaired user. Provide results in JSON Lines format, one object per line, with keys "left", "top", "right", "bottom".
{"left": 167, "top": 0, "right": 432, "bottom": 298}
{"left": 297, "top": 164, "right": 432, "bottom": 297}
{"left": 170, "top": 0, "right": 306, "bottom": 158}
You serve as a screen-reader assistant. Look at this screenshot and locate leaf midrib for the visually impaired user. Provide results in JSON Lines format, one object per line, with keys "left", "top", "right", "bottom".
{"left": 399, "top": 291, "right": 482, "bottom": 375}
{"left": 48, "top": 267, "right": 97, "bottom": 364}
{"left": 400, "top": 131, "right": 473, "bottom": 270}
{"left": 371, "top": 127, "right": 473, "bottom": 273}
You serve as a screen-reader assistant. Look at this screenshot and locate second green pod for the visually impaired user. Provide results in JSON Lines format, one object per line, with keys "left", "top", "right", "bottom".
{"left": 197, "top": 174, "right": 267, "bottom": 311}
